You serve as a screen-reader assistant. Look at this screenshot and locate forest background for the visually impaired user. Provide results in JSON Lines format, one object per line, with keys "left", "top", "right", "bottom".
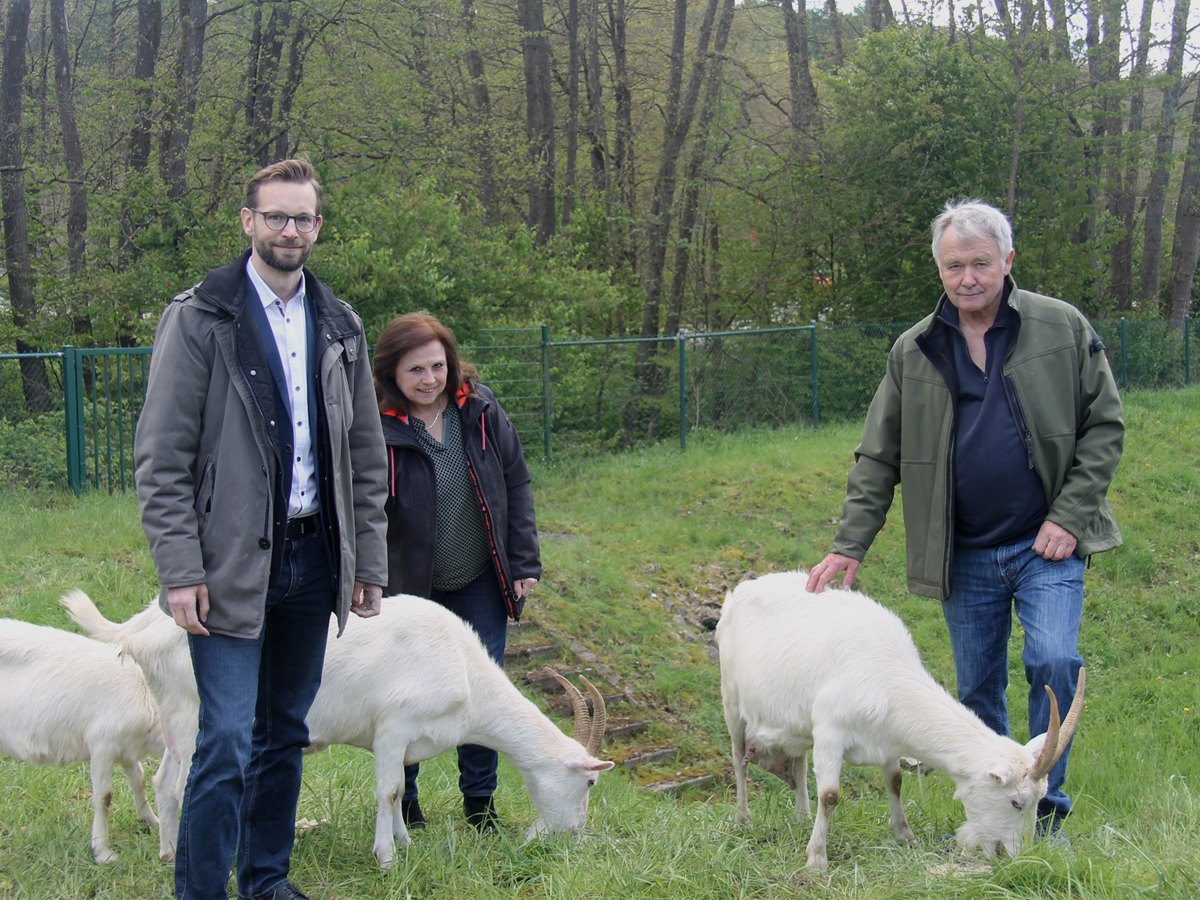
{"left": 2, "top": 0, "right": 1199, "bottom": 428}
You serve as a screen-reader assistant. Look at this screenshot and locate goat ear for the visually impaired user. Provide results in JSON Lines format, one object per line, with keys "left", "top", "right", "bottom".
{"left": 986, "top": 763, "right": 1016, "bottom": 785}
{"left": 573, "top": 758, "right": 615, "bottom": 772}
{"left": 1024, "top": 732, "right": 1048, "bottom": 759}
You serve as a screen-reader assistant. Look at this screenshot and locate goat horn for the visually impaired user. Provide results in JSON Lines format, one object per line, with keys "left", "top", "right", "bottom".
{"left": 578, "top": 674, "right": 607, "bottom": 755}
{"left": 1030, "top": 667, "right": 1087, "bottom": 779}
{"left": 1029, "top": 685, "right": 1062, "bottom": 780}
{"left": 1049, "top": 667, "right": 1086, "bottom": 770}
{"left": 546, "top": 668, "right": 591, "bottom": 746}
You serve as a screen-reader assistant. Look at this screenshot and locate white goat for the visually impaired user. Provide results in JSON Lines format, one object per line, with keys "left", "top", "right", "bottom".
{"left": 716, "top": 571, "right": 1084, "bottom": 869}
{"left": 0, "top": 617, "right": 172, "bottom": 863}
{"left": 61, "top": 590, "right": 614, "bottom": 868}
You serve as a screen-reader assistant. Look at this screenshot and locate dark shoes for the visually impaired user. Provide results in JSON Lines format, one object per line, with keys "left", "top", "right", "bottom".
{"left": 401, "top": 798, "right": 427, "bottom": 830}
{"left": 1037, "top": 816, "right": 1073, "bottom": 852}
{"left": 398, "top": 795, "right": 499, "bottom": 832}
{"left": 250, "top": 881, "right": 310, "bottom": 900}
{"left": 464, "top": 795, "right": 500, "bottom": 833}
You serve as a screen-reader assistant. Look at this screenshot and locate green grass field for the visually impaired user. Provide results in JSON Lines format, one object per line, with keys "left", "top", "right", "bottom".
{"left": 1, "top": 387, "right": 1197, "bottom": 898}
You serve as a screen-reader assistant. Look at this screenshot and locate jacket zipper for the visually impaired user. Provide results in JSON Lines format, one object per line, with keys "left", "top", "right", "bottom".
{"left": 1002, "top": 374, "right": 1036, "bottom": 470}
{"left": 462, "top": 411, "right": 516, "bottom": 620}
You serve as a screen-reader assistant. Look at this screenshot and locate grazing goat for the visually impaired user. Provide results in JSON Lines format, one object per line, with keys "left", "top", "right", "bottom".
{"left": 0, "top": 617, "right": 171, "bottom": 863}
{"left": 716, "top": 571, "right": 1084, "bottom": 869}
{"left": 61, "top": 590, "right": 614, "bottom": 868}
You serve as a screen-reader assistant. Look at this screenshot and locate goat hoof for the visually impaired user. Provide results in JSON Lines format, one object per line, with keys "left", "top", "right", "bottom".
{"left": 374, "top": 843, "right": 396, "bottom": 869}
{"left": 94, "top": 848, "right": 118, "bottom": 864}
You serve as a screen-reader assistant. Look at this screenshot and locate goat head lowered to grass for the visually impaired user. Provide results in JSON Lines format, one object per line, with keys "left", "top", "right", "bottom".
{"left": 61, "top": 590, "right": 614, "bottom": 868}
{"left": 716, "top": 571, "right": 1085, "bottom": 869}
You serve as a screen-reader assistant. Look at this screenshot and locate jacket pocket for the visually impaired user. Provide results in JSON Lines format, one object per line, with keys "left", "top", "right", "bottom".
{"left": 195, "top": 457, "right": 216, "bottom": 533}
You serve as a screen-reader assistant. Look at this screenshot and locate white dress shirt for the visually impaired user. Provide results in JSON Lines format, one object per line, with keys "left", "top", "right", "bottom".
{"left": 246, "top": 260, "right": 319, "bottom": 519}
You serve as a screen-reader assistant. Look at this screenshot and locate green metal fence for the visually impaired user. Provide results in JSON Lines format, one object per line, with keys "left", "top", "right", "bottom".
{"left": 0, "top": 316, "right": 1195, "bottom": 494}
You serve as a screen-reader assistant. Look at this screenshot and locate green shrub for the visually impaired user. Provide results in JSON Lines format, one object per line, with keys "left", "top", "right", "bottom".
{"left": 0, "top": 414, "right": 67, "bottom": 491}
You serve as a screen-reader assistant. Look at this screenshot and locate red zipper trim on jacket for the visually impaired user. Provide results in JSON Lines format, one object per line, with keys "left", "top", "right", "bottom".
{"left": 463, "top": 438, "right": 516, "bottom": 619}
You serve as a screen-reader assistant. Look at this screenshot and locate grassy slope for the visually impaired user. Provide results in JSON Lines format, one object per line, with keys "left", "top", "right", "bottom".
{"left": 0, "top": 387, "right": 1197, "bottom": 898}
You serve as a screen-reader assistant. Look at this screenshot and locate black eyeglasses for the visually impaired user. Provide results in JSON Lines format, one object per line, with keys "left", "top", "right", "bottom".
{"left": 249, "top": 209, "right": 321, "bottom": 233}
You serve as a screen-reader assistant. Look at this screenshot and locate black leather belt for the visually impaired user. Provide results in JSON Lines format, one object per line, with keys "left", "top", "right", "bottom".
{"left": 285, "top": 514, "right": 319, "bottom": 540}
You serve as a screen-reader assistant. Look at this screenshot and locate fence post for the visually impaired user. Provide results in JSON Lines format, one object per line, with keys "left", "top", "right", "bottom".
{"left": 810, "top": 322, "right": 821, "bottom": 427}
{"left": 540, "top": 325, "right": 552, "bottom": 459}
{"left": 62, "top": 345, "right": 87, "bottom": 495}
{"left": 678, "top": 332, "right": 687, "bottom": 450}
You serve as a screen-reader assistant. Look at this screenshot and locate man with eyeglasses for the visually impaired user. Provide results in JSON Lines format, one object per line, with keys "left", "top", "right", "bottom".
{"left": 135, "top": 158, "right": 389, "bottom": 900}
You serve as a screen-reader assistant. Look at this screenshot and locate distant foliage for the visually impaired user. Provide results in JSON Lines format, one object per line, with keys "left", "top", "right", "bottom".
{"left": 1095, "top": 318, "right": 1192, "bottom": 389}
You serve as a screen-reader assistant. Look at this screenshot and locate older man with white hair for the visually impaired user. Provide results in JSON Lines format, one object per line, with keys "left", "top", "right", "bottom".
{"left": 807, "top": 199, "right": 1124, "bottom": 847}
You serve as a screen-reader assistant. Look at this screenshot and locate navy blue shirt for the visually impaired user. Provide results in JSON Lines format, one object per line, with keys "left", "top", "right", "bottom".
{"left": 941, "top": 295, "right": 1046, "bottom": 548}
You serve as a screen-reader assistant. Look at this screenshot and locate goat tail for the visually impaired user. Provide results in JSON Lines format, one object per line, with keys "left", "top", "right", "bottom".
{"left": 59, "top": 589, "right": 126, "bottom": 644}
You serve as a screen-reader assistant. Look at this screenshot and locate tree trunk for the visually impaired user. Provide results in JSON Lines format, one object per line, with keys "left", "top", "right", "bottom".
{"left": 245, "top": 0, "right": 289, "bottom": 167}
{"left": 867, "top": 0, "right": 895, "bottom": 30}
{"left": 1047, "top": 0, "right": 1069, "bottom": 58}
{"left": 667, "top": 0, "right": 736, "bottom": 336}
{"left": 638, "top": 0, "right": 718, "bottom": 343}
{"left": 50, "top": 0, "right": 91, "bottom": 340}
{"left": 991, "top": 0, "right": 1032, "bottom": 219}
{"left": 1074, "top": 0, "right": 1104, "bottom": 284}
{"left": 2, "top": 0, "right": 52, "bottom": 412}
{"left": 562, "top": 0, "right": 580, "bottom": 227}
{"left": 272, "top": 12, "right": 308, "bottom": 162}
{"left": 779, "top": 0, "right": 820, "bottom": 143}
{"left": 609, "top": 0, "right": 635, "bottom": 268}
{"left": 127, "top": 0, "right": 160, "bottom": 174}
{"left": 518, "top": 0, "right": 556, "bottom": 243}
{"left": 121, "top": 0, "right": 160, "bottom": 262}
{"left": 583, "top": 0, "right": 608, "bottom": 193}
{"left": 1111, "top": 0, "right": 1154, "bottom": 311}
{"left": 1141, "top": 0, "right": 1192, "bottom": 309}
{"left": 462, "top": 0, "right": 498, "bottom": 224}
{"left": 159, "top": 0, "right": 207, "bottom": 201}
{"left": 627, "top": 0, "right": 725, "bottom": 440}
{"left": 50, "top": 0, "right": 86, "bottom": 275}
{"left": 824, "top": 0, "right": 845, "bottom": 66}
{"left": 1164, "top": 86, "right": 1200, "bottom": 329}
{"left": 1096, "top": 0, "right": 1128, "bottom": 308}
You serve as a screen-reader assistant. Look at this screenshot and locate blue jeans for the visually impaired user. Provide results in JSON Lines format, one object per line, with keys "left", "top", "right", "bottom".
{"left": 175, "top": 531, "right": 333, "bottom": 900}
{"left": 404, "top": 567, "right": 508, "bottom": 802}
{"left": 942, "top": 539, "right": 1085, "bottom": 826}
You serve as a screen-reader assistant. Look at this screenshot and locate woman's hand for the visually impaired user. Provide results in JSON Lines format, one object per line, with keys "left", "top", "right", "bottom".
{"left": 514, "top": 578, "right": 538, "bottom": 600}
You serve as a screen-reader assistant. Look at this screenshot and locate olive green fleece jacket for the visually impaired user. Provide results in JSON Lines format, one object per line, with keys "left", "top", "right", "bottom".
{"left": 831, "top": 279, "right": 1124, "bottom": 600}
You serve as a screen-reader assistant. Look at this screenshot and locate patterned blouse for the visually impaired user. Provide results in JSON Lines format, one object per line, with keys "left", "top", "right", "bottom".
{"left": 412, "top": 403, "right": 491, "bottom": 591}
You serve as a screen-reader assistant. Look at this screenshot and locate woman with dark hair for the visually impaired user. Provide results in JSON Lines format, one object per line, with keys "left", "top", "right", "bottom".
{"left": 372, "top": 311, "right": 541, "bottom": 832}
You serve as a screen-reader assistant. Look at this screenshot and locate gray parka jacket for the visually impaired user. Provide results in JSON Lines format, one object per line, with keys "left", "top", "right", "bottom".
{"left": 134, "top": 253, "right": 389, "bottom": 638}
{"left": 831, "top": 279, "right": 1124, "bottom": 600}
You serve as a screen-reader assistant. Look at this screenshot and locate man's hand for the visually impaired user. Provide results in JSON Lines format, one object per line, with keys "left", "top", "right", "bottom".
{"left": 806, "top": 554, "right": 861, "bottom": 594}
{"left": 167, "top": 584, "right": 210, "bottom": 636}
{"left": 1033, "top": 521, "right": 1078, "bottom": 561}
{"left": 514, "top": 578, "right": 538, "bottom": 600}
{"left": 352, "top": 582, "right": 383, "bottom": 618}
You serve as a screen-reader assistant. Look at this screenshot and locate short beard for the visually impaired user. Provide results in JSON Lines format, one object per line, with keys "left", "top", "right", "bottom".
{"left": 253, "top": 234, "right": 311, "bottom": 273}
